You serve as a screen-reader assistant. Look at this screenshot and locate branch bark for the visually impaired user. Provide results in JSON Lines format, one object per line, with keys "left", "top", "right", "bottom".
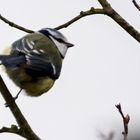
{"left": 55, "top": 7, "right": 105, "bottom": 30}
{"left": 55, "top": 0, "right": 140, "bottom": 42}
{"left": 0, "top": 76, "right": 41, "bottom": 140}
{"left": 0, "top": 1, "right": 140, "bottom": 42}
{"left": 132, "top": 0, "right": 140, "bottom": 11}
{"left": 97, "top": 0, "right": 140, "bottom": 42}
{"left": 115, "top": 104, "right": 130, "bottom": 140}
{"left": 0, "top": 14, "right": 34, "bottom": 33}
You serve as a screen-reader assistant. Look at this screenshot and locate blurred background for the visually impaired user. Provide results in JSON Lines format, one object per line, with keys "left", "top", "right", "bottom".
{"left": 0, "top": 0, "right": 140, "bottom": 139}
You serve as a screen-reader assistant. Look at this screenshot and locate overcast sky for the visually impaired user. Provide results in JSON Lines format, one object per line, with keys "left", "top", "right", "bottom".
{"left": 0, "top": 0, "right": 140, "bottom": 140}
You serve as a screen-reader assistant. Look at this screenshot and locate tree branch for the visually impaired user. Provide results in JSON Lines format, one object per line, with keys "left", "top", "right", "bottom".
{"left": 56, "top": 0, "right": 140, "bottom": 42}
{"left": 115, "top": 104, "right": 130, "bottom": 140}
{"left": 0, "top": 14, "right": 34, "bottom": 33}
{"left": 0, "top": 1, "right": 139, "bottom": 139}
{"left": 1, "top": 1, "right": 140, "bottom": 42}
{"left": 132, "top": 0, "right": 140, "bottom": 11}
{"left": 97, "top": 0, "right": 140, "bottom": 42}
{"left": 0, "top": 76, "right": 41, "bottom": 140}
{"left": 0, "top": 125, "right": 25, "bottom": 138}
{"left": 55, "top": 7, "right": 104, "bottom": 30}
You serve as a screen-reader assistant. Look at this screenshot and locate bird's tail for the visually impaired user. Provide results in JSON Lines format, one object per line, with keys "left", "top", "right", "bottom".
{"left": 0, "top": 55, "right": 8, "bottom": 65}
{"left": 0, "top": 55, "right": 26, "bottom": 68}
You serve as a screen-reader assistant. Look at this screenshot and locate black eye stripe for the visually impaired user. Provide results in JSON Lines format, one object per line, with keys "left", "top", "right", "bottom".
{"left": 39, "top": 29, "right": 66, "bottom": 43}
{"left": 48, "top": 34, "right": 66, "bottom": 44}
{"left": 55, "top": 38, "right": 64, "bottom": 43}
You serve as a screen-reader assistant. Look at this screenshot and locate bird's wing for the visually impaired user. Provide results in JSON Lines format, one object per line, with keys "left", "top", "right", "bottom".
{"left": 11, "top": 34, "right": 61, "bottom": 79}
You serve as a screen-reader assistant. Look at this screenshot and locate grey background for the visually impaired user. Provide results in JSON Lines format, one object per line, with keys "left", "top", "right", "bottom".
{"left": 0, "top": 0, "right": 140, "bottom": 139}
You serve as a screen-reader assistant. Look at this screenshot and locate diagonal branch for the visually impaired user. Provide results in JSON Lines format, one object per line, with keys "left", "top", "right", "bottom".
{"left": 97, "top": 0, "right": 111, "bottom": 9}
{"left": 97, "top": 0, "right": 140, "bottom": 42}
{"left": 106, "top": 9, "right": 140, "bottom": 42}
{"left": 56, "top": 0, "right": 140, "bottom": 42}
{"left": 0, "top": 75, "right": 41, "bottom": 140}
{"left": 0, "top": 14, "right": 34, "bottom": 33}
{"left": 132, "top": 0, "right": 140, "bottom": 11}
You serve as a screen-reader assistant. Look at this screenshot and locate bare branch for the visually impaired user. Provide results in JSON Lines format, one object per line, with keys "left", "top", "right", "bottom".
{"left": 97, "top": 0, "right": 112, "bottom": 9}
{"left": 115, "top": 103, "right": 125, "bottom": 120}
{"left": 0, "top": 125, "right": 25, "bottom": 138}
{"left": 56, "top": 1, "right": 140, "bottom": 42}
{"left": 0, "top": 76, "right": 41, "bottom": 140}
{"left": 1, "top": 1, "right": 140, "bottom": 43}
{"left": 97, "top": 0, "right": 140, "bottom": 42}
{"left": 0, "top": 14, "right": 34, "bottom": 33}
{"left": 55, "top": 7, "right": 104, "bottom": 30}
{"left": 0, "top": 1, "right": 139, "bottom": 139}
{"left": 132, "top": 0, "right": 140, "bottom": 11}
{"left": 115, "top": 104, "right": 130, "bottom": 140}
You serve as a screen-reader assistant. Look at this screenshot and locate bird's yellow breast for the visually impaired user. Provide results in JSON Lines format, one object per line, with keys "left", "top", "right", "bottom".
{"left": 5, "top": 67, "right": 55, "bottom": 96}
{"left": 22, "top": 77, "right": 55, "bottom": 96}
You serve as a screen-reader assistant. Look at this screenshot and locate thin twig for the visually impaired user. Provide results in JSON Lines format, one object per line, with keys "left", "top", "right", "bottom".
{"left": 55, "top": 7, "right": 104, "bottom": 30}
{"left": 115, "top": 104, "right": 130, "bottom": 140}
{"left": 0, "top": 14, "right": 34, "bottom": 33}
{"left": 132, "top": 0, "right": 140, "bottom": 11}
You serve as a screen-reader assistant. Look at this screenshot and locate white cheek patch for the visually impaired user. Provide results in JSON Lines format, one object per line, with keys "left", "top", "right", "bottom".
{"left": 57, "top": 43, "right": 67, "bottom": 57}
{"left": 49, "top": 36, "right": 68, "bottom": 57}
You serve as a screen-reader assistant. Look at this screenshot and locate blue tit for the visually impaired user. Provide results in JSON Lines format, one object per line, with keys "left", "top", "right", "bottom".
{"left": 0, "top": 28, "right": 74, "bottom": 96}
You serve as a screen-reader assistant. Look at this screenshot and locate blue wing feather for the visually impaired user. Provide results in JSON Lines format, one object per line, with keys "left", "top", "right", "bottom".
{"left": 8, "top": 37, "right": 60, "bottom": 79}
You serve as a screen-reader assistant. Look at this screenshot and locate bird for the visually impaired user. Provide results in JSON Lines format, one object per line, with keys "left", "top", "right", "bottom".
{"left": 0, "top": 28, "right": 74, "bottom": 97}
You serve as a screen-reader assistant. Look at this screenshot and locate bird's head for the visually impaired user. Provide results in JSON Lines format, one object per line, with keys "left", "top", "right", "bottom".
{"left": 39, "top": 28, "right": 74, "bottom": 58}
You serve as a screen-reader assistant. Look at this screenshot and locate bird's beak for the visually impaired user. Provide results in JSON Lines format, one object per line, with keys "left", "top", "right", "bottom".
{"left": 66, "top": 42, "right": 74, "bottom": 48}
